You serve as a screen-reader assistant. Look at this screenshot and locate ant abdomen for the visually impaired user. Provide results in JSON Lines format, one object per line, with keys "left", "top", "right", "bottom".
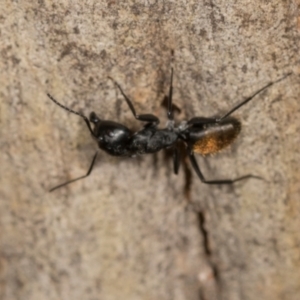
{"left": 188, "top": 118, "right": 241, "bottom": 155}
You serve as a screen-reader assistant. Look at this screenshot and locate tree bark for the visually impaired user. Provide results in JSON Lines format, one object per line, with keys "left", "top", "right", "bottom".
{"left": 1, "top": 1, "right": 300, "bottom": 300}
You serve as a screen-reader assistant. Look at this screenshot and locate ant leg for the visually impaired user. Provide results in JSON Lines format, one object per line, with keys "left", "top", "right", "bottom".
{"left": 167, "top": 67, "right": 174, "bottom": 120}
{"left": 218, "top": 72, "right": 292, "bottom": 121}
{"left": 47, "top": 94, "right": 95, "bottom": 136}
{"left": 49, "top": 151, "right": 98, "bottom": 192}
{"left": 187, "top": 117, "right": 218, "bottom": 126}
{"left": 166, "top": 67, "right": 181, "bottom": 173}
{"left": 173, "top": 143, "right": 180, "bottom": 174}
{"left": 188, "top": 150, "right": 261, "bottom": 184}
{"left": 108, "top": 77, "right": 159, "bottom": 125}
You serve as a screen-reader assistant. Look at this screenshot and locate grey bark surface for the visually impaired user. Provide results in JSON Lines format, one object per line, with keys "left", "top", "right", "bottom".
{"left": 1, "top": 1, "right": 300, "bottom": 300}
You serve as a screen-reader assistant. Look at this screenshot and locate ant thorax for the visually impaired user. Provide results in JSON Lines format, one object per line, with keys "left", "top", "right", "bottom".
{"left": 166, "top": 119, "right": 175, "bottom": 130}
{"left": 176, "top": 120, "right": 188, "bottom": 133}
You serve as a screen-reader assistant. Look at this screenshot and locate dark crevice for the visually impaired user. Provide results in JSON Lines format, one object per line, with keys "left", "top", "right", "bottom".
{"left": 198, "top": 289, "right": 205, "bottom": 300}
{"left": 197, "top": 211, "right": 221, "bottom": 300}
{"left": 211, "top": 263, "right": 219, "bottom": 283}
{"left": 183, "top": 149, "right": 192, "bottom": 201}
{"left": 197, "top": 211, "right": 211, "bottom": 256}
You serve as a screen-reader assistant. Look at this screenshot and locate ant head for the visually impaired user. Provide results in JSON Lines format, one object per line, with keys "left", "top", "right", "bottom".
{"left": 93, "top": 120, "right": 132, "bottom": 156}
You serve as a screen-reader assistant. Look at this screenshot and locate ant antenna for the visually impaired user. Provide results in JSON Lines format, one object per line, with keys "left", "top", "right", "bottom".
{"left": 47, "top": 93, "right": 94, "bottom": 136}
{"left": 218, "top": 72, "right": 292, "bottom": 121}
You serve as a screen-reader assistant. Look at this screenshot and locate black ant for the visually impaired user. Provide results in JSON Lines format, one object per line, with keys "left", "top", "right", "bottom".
{"left": 47, "top": 69, "right": 291, "bottom": 192}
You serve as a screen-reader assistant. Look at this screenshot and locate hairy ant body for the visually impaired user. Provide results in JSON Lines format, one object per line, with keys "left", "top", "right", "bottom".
{"left": 47, "top": 69, "right": 290, "bottom": 192}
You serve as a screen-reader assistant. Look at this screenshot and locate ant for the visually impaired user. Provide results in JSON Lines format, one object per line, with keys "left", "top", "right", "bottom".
{"left": 47, "top": 69, "right": 291, "bottom": 192}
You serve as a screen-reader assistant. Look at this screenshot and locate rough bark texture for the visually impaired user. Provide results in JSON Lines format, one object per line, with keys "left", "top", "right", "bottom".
{"left": 1, "top": 1, "right": 300, "bottom": 300}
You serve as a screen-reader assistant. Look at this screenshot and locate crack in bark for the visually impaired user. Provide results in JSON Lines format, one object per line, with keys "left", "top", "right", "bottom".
{"left": 197, "top": 211, "right": 220, "bottom": 300}
{"left": 198, "top": 211, "right": 211, "bottom": 256}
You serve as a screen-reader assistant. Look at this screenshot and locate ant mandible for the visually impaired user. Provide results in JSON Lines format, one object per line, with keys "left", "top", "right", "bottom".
{"left": 47, "top": 69, "right": 291, "bottom": 192}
